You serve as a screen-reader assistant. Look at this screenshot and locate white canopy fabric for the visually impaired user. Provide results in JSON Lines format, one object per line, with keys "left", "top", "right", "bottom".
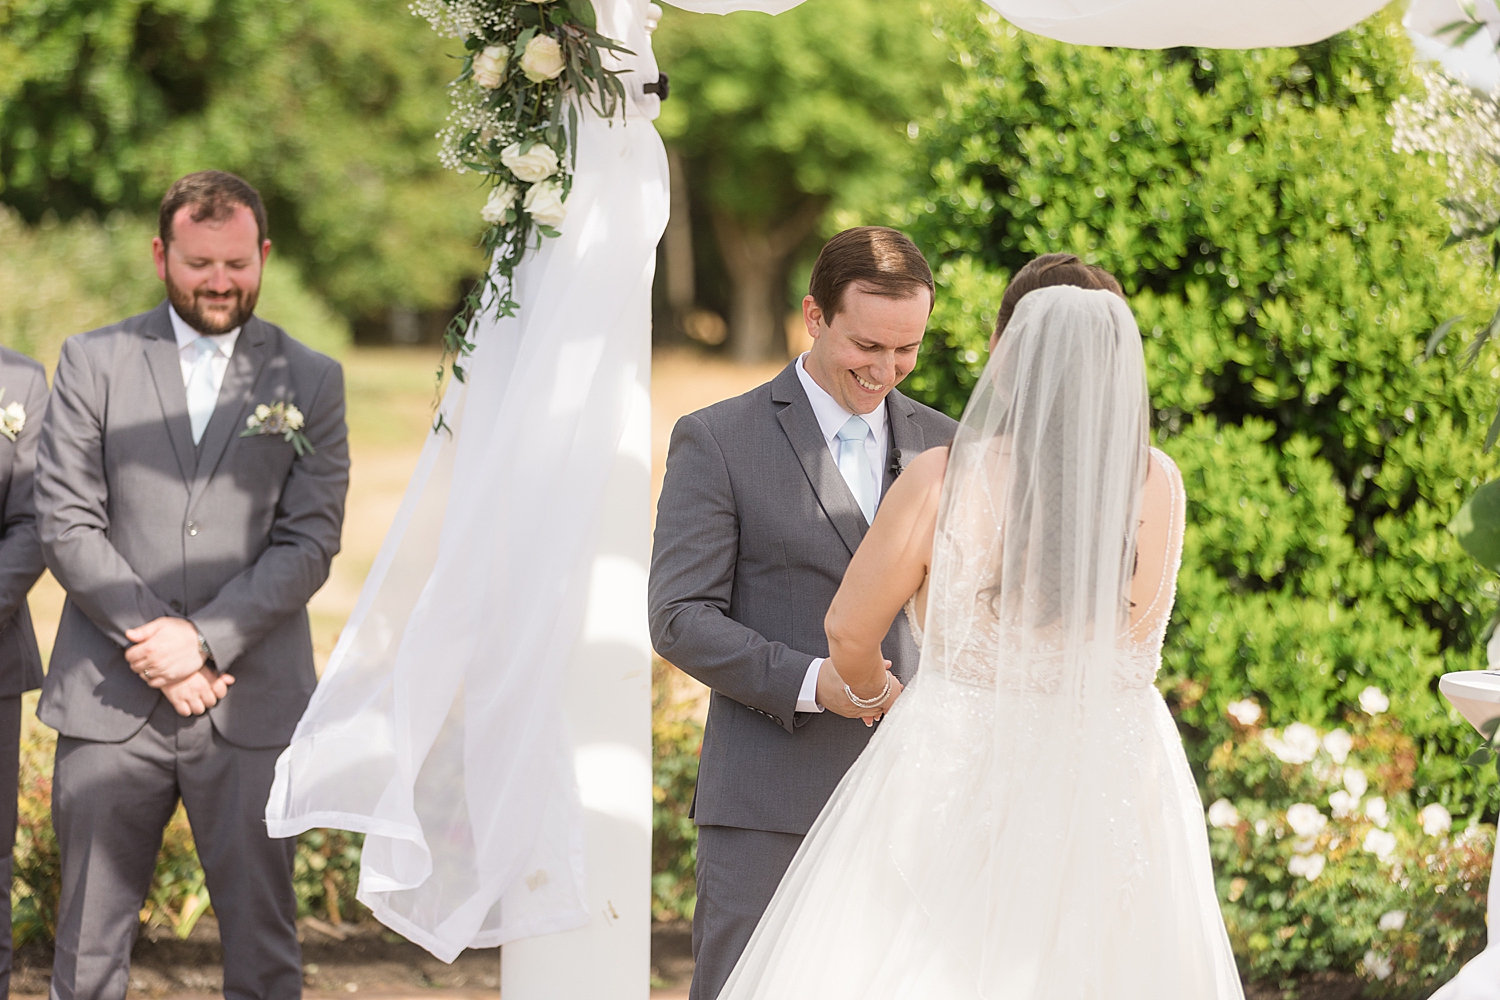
{"left": 665, "top": 0, "right": 1395, "bottom": 49}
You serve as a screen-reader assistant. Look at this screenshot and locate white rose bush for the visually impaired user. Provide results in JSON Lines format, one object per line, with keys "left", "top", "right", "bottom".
{"left": 412, "top": 0, "right": 631, "bottom": 383}
{"left": 1203, "top": 692, "right": 1492, "bottom": 994}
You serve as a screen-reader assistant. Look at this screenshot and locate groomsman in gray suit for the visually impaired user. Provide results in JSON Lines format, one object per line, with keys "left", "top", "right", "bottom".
{"left": 35, "top": 171, "right": 349, "bottom": 1000}
{"left": 650, "top": 227, "right": 958, "bottom": 1000}
{"left": 0, "top": 347, "right": 50, "bottom": 994}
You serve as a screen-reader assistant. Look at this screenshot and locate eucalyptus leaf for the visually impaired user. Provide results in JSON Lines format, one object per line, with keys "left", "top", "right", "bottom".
{"left": 569, "top": 0, "right": 598, "bottom": 30}
{"left": 1421, "top": 314, "right": 1464, "bottom": 362}
{"left": 1451, "top": 479, "right": 1500, "bottom": 572}
{"left": 1483, "top": 716, "right": 1500, "bottom": 741}
{"left": 1467, "top": 747, "right": 1493, "bottom": 767}
{"left": 1462, "top": 300, "right": 1500, "bottom": 368}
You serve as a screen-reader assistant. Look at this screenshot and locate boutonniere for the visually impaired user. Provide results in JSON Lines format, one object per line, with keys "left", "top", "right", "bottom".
{"left": 888, "top": 448, "right": 908, "bottom": 480}
{"left": 241, "top": 401, "right": 314, "bottom": 457}
{"left": 0, "top": 391, "right": 25, "bottom": 443}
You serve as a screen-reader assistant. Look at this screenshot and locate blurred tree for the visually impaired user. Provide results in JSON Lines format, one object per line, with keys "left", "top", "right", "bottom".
{"left": 0, "top": 0, "right": 484, "bottom": 319}
{"left": 653, "top": 0, "right": 956, "bottom": 362}
{"left": 897, "top": 8, "right": 1500, "bottom": 819}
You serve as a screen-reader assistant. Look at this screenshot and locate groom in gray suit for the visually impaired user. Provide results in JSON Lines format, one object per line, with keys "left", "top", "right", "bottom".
{"left": 650, "top": 227, "right": 957, "bottom": 1000}
{"left": 36, "top": 171, "right": 348, "bottom": 1000}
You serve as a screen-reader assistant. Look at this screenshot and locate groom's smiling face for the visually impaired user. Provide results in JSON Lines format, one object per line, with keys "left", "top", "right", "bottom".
{"left": 802, "top": 282, "right": 930, "bottom": 415}
{"left": 152, "top": 203, "right": 270, "bottom": 336}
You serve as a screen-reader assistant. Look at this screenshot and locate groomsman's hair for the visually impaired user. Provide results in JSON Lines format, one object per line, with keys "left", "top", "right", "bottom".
{"left": 994, "top": 254, "right": 1124, "bottom": 338}
{"left": 159, "top": 171, "right": 269, "bottom": 247}
{"left": 809, "top": 227, "right": 934, "bottom": 321}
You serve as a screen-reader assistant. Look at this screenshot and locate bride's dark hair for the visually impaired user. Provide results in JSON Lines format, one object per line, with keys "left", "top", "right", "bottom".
{"left": 993, "top": 254, "right": 1124, "bottom": 339}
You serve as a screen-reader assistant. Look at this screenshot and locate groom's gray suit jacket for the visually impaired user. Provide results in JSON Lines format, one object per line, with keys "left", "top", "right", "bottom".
{"left": 36, "top": 301, "right": 349, "bottom": 748}
{"left": 650, "top": 361, "right": 957, "bottom": 835}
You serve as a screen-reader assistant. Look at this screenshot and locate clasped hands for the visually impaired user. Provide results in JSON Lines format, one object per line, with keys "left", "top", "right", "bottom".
{"left": 816, "top": 658, "right": 902, "bottom": 728}
{"left": 124, "top": 617, "right": 232, "bottom": 717}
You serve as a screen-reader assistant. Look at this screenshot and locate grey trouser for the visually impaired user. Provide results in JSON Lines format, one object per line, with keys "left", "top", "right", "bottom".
{"left": 689, "top": 824, "right": 804, "bottom": 1000}
{"left": 49, "top": 698, "right": 300, "bottom": 1000}
{"left": 0, "top": 696, "right": 21, "bottom": 997}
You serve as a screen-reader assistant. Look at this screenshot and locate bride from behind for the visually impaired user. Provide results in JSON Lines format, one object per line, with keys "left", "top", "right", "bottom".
{"left": 719, "top": 285, "right": 1244, "bottom": 999}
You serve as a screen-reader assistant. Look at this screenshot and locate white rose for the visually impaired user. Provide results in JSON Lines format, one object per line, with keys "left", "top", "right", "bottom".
{"left": 1207, "top": 799, "right": 1240, "bottom": 829}
{"left": 481, "top": 183, "right": 519, "bottom": 224}
{"left": 1264, "top": 722, "right": 1320, "bottom": 764}
{"left": 1288, "top": 852, "right": 1326, "bottom": 881}
{"left": 1329, "top": 789, "right": 1360, "bottom": 819}
{"left": 1359, "top": 685, "right": 1390, "bottom": 715}
{"left": 1227, "top": 699, "right": 1262, "bottom": 726}
{"left": 523, "top": 179, "right": 568, "bottom": 228}
{"left": 1363, "top": 949, "right": 1394, "bottom": 981}
{"left": 1322, "top": 728, "right": 1352, "bottom": 764}
{"left": 1254, "top": 818, "right": 1270, "bottom": 837}
{"left": 1343, "top": 767, "right": 1368, "bottom": 799}
{"left": 1365, "top": 796, "right": 1389, "bottom": 828}
{"left": 1420, "top": 803, "right": 1453, "bottom": 837}
{"left": 472, "top": 45, "right": 508, "bottom": 89}
{"left": 1362, "top": 827, "right": 1397, "bottom": 862}
{"left": 1286, "top": 803, "right": 1327, "bottom": 839}
{"left": 500, "top": 142, "right": 560, "bottom": 183}
{"left": 1378, "top": 910, "right": 1407, "bottom": 932}
{"left": 521, "top": 34, "right": 566, "bottom": 82}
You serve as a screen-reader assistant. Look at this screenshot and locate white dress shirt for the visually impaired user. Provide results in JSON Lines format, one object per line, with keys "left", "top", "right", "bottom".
{"left": 168, "top": 304, "right": 240, "bottom": 394}
{"left": 793, "top": 353, "right": 890, "bottom": 713}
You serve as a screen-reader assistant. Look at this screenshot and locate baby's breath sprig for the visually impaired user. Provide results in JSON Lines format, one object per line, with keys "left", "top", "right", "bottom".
{"left": 411, "top": 0, "right": 632, "bottom": 403}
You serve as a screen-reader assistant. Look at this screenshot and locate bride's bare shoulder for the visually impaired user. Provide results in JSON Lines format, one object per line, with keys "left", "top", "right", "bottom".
{"left": 885, "top": 445, "right": 949, "bottom": 506}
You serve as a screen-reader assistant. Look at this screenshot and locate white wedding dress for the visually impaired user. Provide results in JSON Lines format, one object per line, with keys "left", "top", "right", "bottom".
{"left": 719, "top": 287, "right": 1244, "bottom": 1000}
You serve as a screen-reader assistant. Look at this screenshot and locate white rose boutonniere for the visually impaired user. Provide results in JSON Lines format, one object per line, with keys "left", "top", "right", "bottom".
{"left": 241, "top": 401, "right": 315, "bottom": 457}
{"left": 472, "top": 45, "right": 509, "bottom": 89}
{"left": 481, "top": 183, "right": 520, "bottom": 224}
{"left": 523, "top": 179, "right": 568, "bottom": 229}
{"left": 500, "top": 142, "right": 559, "bottom": 183}
{"left": 0, "top": 390, "right": 25, "bottom": 443}
{"left": 521, "top": 35, "right": 566, "bottom": 82}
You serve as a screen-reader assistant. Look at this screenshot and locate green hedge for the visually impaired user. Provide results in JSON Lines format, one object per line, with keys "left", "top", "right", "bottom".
{"left": 897, "top": 8, "right": 1500, "bottom": 811}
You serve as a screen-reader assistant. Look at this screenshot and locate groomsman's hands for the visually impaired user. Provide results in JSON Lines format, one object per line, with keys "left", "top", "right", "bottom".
{"left": 817, "top": 658, "right": 903, "bottom": 727}
{"left": 160, "top": 666, "right": 235, "bottom": 717}
{"left": 126, "top": 616, "right": 208, "bottom": 688}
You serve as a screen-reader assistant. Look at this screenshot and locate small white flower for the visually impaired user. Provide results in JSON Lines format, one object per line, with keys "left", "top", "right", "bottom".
{"left": 1360, "top": 685, "right": 1390, "bottom": 715}
{"left": 523, "top": 179, "right": 568, "bottom": 228}
{"left": 1208, "top": 799, "right": 1240, "bottom": 829}
{"left": 1264, "top": 722, "right": 1320, "bottom": 764}
{"left": 1254, "top": 818, "right": 1270, "bottom": 837}
{"left": 1363, "top": 949, "right": 1394, "bottom": 981}
{"left": 500, "top": 142, "right": 559, "bottom": 183}
{"left": 481, "top": 183, "right": 519, "bottom": 224}
{"left": 1379, "top": 910, "right": 1407, "bottom": 932}
{"left": 1286, "top": 803, "right": 1328, "bottom": 840}
{"left": 254, "top": 403, "right": 271, "bottom": 421}
{"left": 1362, "top": 828, "right": 1398, "bottom": 862}
{"left": 1227, "top": 699, "right": 1262, "bottom": 726}
{"left": 1329, "top": 789, "right": 1361, "bottom": 819}
{"left": 1288, "top": 852, "right": 1326, "bottom": 881}
{"left": 1365, "top": 796, "right": 1389, "bottom": 828}
{"left": 284, "top": 404, "right": 305, "bottom": 432}
{"left": 472, "top": 45, "right": 508, "bottom": 88}
{"left": 1323, "top": 729, "right": 1353, "bottom": 764}
{"left": 0, "top": 397, "right": 25, "bottom": 443}
{"left": 1343, "top": 767, "right": 1369, "bottom": 799}
{"left": 521, "top": 34, "right": 566, "bottom": 82}
{"left": 1420, "top": 803, "right": 1453, "bottom": 837}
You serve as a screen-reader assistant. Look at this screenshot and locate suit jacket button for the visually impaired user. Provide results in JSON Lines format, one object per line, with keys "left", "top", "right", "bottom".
{"left": 186, "top": 522, "right": 198, "bottom": 536}
{"left": 170, "top": 600, "right": 183, "bottom": 612}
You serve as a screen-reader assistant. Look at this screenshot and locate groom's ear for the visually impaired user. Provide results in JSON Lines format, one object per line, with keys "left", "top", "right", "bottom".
{"left": 152, "top": 236, "right": 169, "bottom": 282}
{"left": 802, "top": 295, "right": 824, "bottom": 341}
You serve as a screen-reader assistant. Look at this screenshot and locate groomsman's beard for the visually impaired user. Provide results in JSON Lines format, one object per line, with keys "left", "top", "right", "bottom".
{"left": 165, "top": 275, "right": 260, "bottom": 336}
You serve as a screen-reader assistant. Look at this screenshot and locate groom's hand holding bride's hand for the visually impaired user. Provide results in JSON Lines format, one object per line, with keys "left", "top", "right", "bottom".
{"left": 817, "top": 658, "right": 903, "bottom": 727}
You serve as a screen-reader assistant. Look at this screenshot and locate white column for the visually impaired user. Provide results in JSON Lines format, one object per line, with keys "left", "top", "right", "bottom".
{"left": 500, "top": 330, "right": 654, "bottom": 999}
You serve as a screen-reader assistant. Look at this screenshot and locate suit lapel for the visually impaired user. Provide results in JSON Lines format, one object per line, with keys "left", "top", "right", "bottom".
{"left": 189, "top": 317, "right": 270, "bottom": 506}
{"left": 882, "top": 389, "right": 928, "bottom": 499}
{"left": 771, "top": 364, "right": 868, "bottom": 556}
{"left": 141, "top": 303, "right": 197, "bottom": 487}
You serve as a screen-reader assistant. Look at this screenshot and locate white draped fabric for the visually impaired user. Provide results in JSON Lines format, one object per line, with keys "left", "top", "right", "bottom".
{"left": 264, "top": 0, "right": 670, "bottom": 961}
{"left": 665, "top": 0, "right": 1394, "bottom": 49}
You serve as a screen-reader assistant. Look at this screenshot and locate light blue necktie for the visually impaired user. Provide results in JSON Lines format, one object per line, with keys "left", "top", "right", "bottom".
{"left": 836, "top": 414, "right": 877, "bottom": 524}
{"left": 186, "top": 337, "right": 220, "bottom": 445}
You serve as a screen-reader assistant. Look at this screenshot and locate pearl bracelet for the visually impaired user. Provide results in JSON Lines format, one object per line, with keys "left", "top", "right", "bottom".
{"left": 844, "top": 673, "right": 892, "bottom": 710}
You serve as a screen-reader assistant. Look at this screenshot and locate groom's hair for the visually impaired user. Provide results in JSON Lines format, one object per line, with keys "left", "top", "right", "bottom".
{"left": 994, "top": 254, "right": 1124, "bottom": 338}
{"left": 159, "top": 171, "right": 269, "bottom": 247}
{"left": 809, "top": 227, "right": 934, "bottom": 320}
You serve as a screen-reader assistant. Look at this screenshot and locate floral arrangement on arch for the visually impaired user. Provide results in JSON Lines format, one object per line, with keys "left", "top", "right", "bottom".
{"left": 1203, "top": 687, "right": 1492, "bottom": 994}
{"left": 413, "top": 0, "right": 632, "bottom": 387}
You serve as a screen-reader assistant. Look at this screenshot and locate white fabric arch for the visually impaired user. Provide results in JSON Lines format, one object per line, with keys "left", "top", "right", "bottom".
{"left": 664, "top": 0, "right": 1395, "bottom": 50}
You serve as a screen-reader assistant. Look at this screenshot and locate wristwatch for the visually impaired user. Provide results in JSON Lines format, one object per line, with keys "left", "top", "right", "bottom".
{"left": 195, "top": 629, "right": 214, "bottom": 666}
